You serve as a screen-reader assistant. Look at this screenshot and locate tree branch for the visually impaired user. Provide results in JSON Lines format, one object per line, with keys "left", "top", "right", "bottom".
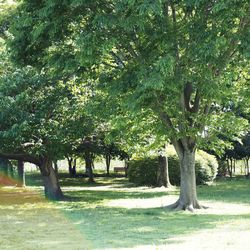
{"left": 110, "top": 51, "right": 125, "bottom": 68}
{"left": 151, "top": 100, "right": 184, "bottom": 158}
{"left": 102, "top": 61, "right": 118, "bottom": 69}
{"left": 0, "top": 152, "right": 41, "bottom": 166}
{"left": 183, "top": 82, "right": 193, "bottom": 111}
{"left": 191, "top": 88, "right": 201, "bottom": 113}
{"left": 170, "top": 1, "right": 179, "bottom": 61}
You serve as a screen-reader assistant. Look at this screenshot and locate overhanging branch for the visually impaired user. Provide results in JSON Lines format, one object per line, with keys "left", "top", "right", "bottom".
{"left": 0, "top": 152, "right": 41, "bottom": 166}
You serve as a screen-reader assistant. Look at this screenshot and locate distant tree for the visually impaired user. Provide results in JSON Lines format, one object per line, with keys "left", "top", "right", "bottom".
{"left": 242, "top": 133, "right": 250, "bottom": 176}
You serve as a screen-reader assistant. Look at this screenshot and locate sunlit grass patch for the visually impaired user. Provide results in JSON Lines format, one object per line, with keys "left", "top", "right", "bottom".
{"left": 1, "top": 177, "right": 250, "bottom": 249}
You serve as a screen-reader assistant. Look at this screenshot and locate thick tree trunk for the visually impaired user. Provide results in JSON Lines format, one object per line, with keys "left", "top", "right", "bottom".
{"left": 17, "top": 160, "right": 25, "bottom": 187}
{"left": 53, "top": 161, "right": 58, "bottom": 176}
{"left": 168, "top": 149, "right": 204, "bottom": 211}
{"left": 0, "top": 158, "right": 8, "bottom": 176}
{"left": 85, "top": 153, "right": 94, "bottom": 183}
{"left": 105, "top": 154, "right": 111, "bottom": 176}
{"left": 39, "top": 158, "right": 64, "bottom": 200}
{"left": 156, "top": 155, "right": 171, "bottom": 188}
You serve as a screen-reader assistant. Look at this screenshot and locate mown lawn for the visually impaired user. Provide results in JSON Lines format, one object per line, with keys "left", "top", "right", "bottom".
{"left": 0, "top": 176, "right": 250, "bottom": 250}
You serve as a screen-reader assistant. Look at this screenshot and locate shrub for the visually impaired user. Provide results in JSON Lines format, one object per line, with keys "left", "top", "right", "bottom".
{"left": 128, "top": 149, "right": 218, "bottom": 186}
{"left": 128, "top": 157, "right": 158, "bottom": 186}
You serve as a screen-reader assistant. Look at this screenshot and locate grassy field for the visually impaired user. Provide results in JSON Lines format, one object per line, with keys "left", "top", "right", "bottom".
{"left": 0, "top": 176, "right": 250, "bottom": 250}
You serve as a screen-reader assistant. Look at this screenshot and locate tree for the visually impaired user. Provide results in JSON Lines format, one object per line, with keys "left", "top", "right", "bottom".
{"left": 9, "top": 1, "right": 250, "bottom": 210}
{"left": 17, "top": 160, "right": 25, "bottom": 187}
{"left": 242, "top": 133, "right": 250, "bottom": 176}
{"left": 0, "top": 63, "right": 84, "bottom": 199}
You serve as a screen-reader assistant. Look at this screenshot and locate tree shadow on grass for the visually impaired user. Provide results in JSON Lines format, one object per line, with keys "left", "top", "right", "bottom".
{"left": 63, "top": 189, "right": 169, "bottom": 204}
{"left": 1, "top": 180, "right": 250, "bottom": 250}
{"left": 62, "top": 205, "right": 250, "bottom": 249}
{"left": 25, "top": 173, "right": 131, "bottom": 187}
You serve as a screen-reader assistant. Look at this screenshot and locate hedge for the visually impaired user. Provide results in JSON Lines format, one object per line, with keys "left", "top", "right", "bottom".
{"left": 128, "top": 149, "right": 218, "bottom": 186}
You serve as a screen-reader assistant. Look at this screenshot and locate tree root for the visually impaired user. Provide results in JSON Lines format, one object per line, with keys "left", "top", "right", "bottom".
{"left": 165, "top": 199, "right": 208, "bottom": 212}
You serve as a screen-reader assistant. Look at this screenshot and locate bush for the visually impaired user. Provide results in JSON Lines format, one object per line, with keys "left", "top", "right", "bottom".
{"left": 128, "top": 149, "right": 218, "bottom": 186}
{"left": 128, "top": 157, "right": 158, "bottom": 186}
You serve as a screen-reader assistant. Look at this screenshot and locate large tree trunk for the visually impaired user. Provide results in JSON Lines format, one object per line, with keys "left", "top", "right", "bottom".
{"left": 39, "top": 158, "right": 64, "bottom": 200}
{"left": 17, "top": 160, "right": 25, "bottom": 187}
{"left": 168, "top": 148, "right": 204, "bottom": 211}
{"left": 156, "top": 155, "right": 171, "bottom": 188}
{"left": 85, "top": 153, "right": 94, "bottom": 183}
{"left": 53, "top": 161, "right": 58, "bottom": 176}
{"left": 0, "top": 158, "right": 9, "bottom": 176}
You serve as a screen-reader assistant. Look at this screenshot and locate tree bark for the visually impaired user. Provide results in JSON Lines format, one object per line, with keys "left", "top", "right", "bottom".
{"left": 156, "top": 155, "right": 171, "bottom": 188}
{"left": 85, "top": 153, "right": 94, "bottom": 183}
{"left": 230, "top": 159, "right": 233, "bottom": 178}
{"left": 124, "top": 158, "right": 129, "bottom": 177}
{"left": 72, "top": 158, "right": 77, "bottom": 176}
{"left": 105, "top": 154, "right": 111, "bottom": 176}
{"left": 0, "top": 158, "right": 9, "bottom": 176}
{"left": 246, "top": 157, "right": 250, "bottom": 177}
{"left": 68, "top": 158, "right": 76, "bottom": 177}
{"left": 53, "top": 161, "right": 58, "bottom": 176}
{"left": 39, "top": 158, "right": 64, "bottom": 200}
{"left": 67, "top": 157, "right": 73, "bottom": 176}
{"left": 167, "top": 148, "right": 204, "bottom": 211}
{"left": 17, "top": 160, "right": 25, "bottom": 187}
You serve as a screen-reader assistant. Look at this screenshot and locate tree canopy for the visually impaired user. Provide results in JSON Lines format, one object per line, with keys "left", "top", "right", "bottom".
{"left": 1, "top": 0, "right": 249, "bottom": 208}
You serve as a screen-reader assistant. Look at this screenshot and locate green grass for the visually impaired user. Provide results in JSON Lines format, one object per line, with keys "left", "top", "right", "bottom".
{"left": 1, "top": 176, "right": 250, "bottom": 250}
{"left": 197, "top": 177, "right": 250, "bottom": 204}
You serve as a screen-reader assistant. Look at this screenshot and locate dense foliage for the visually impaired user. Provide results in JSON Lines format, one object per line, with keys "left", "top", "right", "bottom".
{"left": 0, "top": 0, "right": 249, "bottom": 207}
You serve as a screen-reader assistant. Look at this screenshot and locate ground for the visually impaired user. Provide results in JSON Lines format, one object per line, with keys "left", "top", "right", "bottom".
{"left": 0, "top": 176, "right": 250, "bottom": 250}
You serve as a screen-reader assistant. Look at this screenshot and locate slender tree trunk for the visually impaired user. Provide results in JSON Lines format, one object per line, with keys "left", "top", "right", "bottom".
{"left": 156, "top": 155, "right": 171, "bottom": 188}
{"left": 226, "top": 159, "right": 232, "bottom": 178}
{"left": 39, "top": 158, "right": 64, "bottom": 200}
{"left": 67, "top": 157, "right": 73, "bottom": 176}
{"left": 168, "top": 148, "right": 204, "bottom": 211}
{"left": 106, "top": 154, "right": 111, "bottom": 176}
{"left": 230, "top": 159, "right": 233, "bottom": 179}
{"left": 85, "top": 153, "right": 94, "bottom": 183}
{"left": 246, "top": 157, "right": 250, "bottom": 178}
{"left": 124, "top": 158, "right": 129, "bottom": 177}
{"left": 9, "top": 164, "right": 14, "bottom": 178}
{"left": 72, "top": 158, "right": 77, "bottom": 176}
{"left": 17, "top": 160, "right": 25, "bottom": 187}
